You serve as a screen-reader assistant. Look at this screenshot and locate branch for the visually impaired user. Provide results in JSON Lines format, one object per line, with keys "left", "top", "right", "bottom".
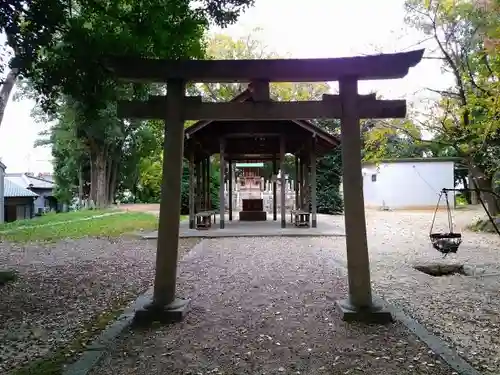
{"left": 425, "top": 87, "right": 461, "bottom": 98}
{"left": 463, "top": 47, "right": 492, "bottom": 96}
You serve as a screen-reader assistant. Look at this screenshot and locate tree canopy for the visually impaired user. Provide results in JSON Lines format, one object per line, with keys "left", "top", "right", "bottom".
{"left": 2, "top": 0, "right": 255, "bottom": 207}
{"left": 397, "top": 0, "right": 500, "bottom": 214}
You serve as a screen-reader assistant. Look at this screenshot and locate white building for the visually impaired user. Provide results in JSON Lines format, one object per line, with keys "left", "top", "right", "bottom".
{"left": 362, "top": 158, "right": 457, "bottom": 210}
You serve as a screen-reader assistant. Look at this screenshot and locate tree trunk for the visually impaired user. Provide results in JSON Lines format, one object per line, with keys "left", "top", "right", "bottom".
{"left": 468, "top": 173, "right": 478, "bottom": 205}
{"left": 107, "top": 159, "right": 119, "bottom": 204}
{"left": 78, "top": 164, "right": 84, "bottom": 207}
{"left": 0, "top": 68, "right": 18, "bottom": 127}
{"left": 94, "top": 149, "right": 109, "bottom": 208}
{"left": 89, "top": 151, "right": 97, "bottom": 205}
{"left": 469, "top": 164, "right": 500, "bottom": 216}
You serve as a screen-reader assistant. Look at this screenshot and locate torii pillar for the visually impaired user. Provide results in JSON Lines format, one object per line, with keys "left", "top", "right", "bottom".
{"left": 335, "top": 78, "right": 392, "bottom": 324}
{"left": 134, "top": 79, "right": 191, "bottom": 324}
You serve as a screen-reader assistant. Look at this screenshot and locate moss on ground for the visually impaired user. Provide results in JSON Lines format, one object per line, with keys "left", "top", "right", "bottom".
{"left": 9, "top": 300, "right": 129, "bottom": 375}
{"left": 0, "top": 270, "right": 18, "bottom": 286}
{"left": 467, "top": 216, "right": 500, "bottom": 233}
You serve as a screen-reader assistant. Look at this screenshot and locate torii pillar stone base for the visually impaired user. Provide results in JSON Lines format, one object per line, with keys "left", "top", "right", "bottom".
{"left": 133, "top": 298, "right": 191, "bottom": 326}
{"left": 336, "top": 299, "right": 393, "bottom": 324}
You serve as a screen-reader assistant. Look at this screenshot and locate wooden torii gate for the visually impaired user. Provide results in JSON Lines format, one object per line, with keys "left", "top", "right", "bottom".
{"left": 107, "top": 49, "right": 424, "bottom": 324}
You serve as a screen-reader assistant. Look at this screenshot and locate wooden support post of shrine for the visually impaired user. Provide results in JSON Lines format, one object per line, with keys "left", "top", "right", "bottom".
{"left": 228, "top": 160, "right": 233, "bottom": 221}
{"left": 188, "top": 151, "right": 195, "bottom": 229}
{"left": 303, "top": 154, "right": 310, "bottom": 212}
{"left": 195, "top": 161, "right": 201, "bottom": 212}
{"left": 134, "top": 78, "right": 190, "bottom": 325}
{"left": 219, "top": 139, "right": 226, "bottom": 229}
{"left": 206, "top": 157, "right": 211, "bottom": 209}
{"left": 272, "top": 157, "right": 277, "bottom": 221}
{"left": 294, "top": 156, "right": 299, "bottom": 209}
{"left": 310, "top": 137, "right": 317, "bottom": 228}
{"left": 201, "top": 158, "right": 206, "bottom": 210}
{"left": 335, "top": 77, "right": 392, "bottom": 324}
{"left": 298, "top": 156, "right": 303, "bottom": 209}
{"left": 280, "top": 136, "right": 286, "bottom": 228}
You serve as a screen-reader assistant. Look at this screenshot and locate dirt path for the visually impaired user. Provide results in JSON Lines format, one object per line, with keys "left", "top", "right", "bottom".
{"left": 118, "top": 203, "right": 160, "bottom": 214}
{"left": 91, "top": 237, "right": 453, "bottom": 375}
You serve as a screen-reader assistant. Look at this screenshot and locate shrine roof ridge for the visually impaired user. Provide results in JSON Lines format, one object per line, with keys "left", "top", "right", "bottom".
{"left": 183, "top": 86, "right": 340, "bottom": 147}
{"left": 104, "top": 49, "right": 425, "bottom": 83}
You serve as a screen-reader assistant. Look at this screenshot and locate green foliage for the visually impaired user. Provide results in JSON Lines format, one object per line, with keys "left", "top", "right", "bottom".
{"left": 455, "top": 193, "right": 468, "bottom": 206}
{"left": 36, "top": 102, "right": 87, "bottom": 204}
{"left": 313, "top": 119, "right": 343, "bottom": 214}
{"left": 198, "top": 29, "right": 330, "bottom": 102}
{"left": 13, "top": 0, "right": 255, "bottom": 209}
{"left": 260, "top": 155, "right": 297, "bottom": 180}
{"left": 404, "top": 0, "right": 500, "bottom": 214}
{"left": 180, "top": 161, "right": 220, "bottom": 214}
{"left": 134, "top": 156, "right": 220, "bottom": 213}
{"left": 136, "top": 157, "right": 163, "bottom": 203}
{"left": 316, "top": 148, "right": 344, "bottom": 214}
{"left": 0, "top": 0, "right": 68, "bottom": 76}
{"left": 467, "top": 216, "right": 500, "bottom": 233}
{"left": 362, "top": 119, "right": 426, "bottom": 162}
{"left": 0, "top": 209, "right": 115, "bottom": 231}
{"left": 209, "top": 163, "right": 221, "bottom": 210}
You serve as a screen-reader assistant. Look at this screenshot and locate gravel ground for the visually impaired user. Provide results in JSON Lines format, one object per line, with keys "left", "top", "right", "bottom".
{"left": 92, "top": 237, "right": 455, "bottom": 375}
{"left": 311, "top": 207, "right": 500, "bottom": 374}
{"left": 0, "top": 237, "right": 200, "bottom": 373}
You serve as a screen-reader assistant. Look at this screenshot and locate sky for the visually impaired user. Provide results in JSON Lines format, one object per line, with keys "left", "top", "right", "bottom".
{"left": 0, "top": 0, "right": 453, "bottom": 174}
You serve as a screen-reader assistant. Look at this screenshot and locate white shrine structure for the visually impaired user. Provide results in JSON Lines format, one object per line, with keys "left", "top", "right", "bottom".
{"left": 223, "top": 162, "right": 296, "bottom": 215}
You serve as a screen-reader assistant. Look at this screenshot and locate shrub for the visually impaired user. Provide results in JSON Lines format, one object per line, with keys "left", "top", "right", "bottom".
{"left": 180, "top": 161, "right": 220, "bottom": 214}
{"left": 316, "top": 148, "right": 344, "bottom": 214}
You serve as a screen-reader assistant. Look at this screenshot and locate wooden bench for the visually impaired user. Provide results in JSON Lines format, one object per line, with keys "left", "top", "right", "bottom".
{"left": 290, "top": 210, "right": 310, "bottom": 227}
{"left": 195, "top": 211, "right": 217, "bottom": 230}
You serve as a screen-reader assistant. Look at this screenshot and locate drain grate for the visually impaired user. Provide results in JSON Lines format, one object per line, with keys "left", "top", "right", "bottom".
{"left": 414, "top": 264, "right": 467, "bottom": 277}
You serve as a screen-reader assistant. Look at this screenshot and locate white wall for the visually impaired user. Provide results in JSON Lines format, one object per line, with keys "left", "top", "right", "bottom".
{"left": 363, "top": 161, "right": 455, "bottom": 209}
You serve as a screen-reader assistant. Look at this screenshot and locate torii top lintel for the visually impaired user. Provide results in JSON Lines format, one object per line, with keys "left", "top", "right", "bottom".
{"left": 104, "top": 49, "right": 424, "bottom": 83}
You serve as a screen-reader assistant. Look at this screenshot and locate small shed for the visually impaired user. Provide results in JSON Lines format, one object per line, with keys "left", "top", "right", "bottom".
{"left": 6, "top": 173, "right": 57, "bottom": 214}
{"left": 3, "top": 178, "right": 38, "bottom": 222}
{"left": 362, "top": 157, "right": 458, "bottom": 210}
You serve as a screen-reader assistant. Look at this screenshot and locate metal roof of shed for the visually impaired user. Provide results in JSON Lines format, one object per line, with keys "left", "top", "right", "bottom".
{"left": 4, "top": 178, "right": 38, "bottom": 198}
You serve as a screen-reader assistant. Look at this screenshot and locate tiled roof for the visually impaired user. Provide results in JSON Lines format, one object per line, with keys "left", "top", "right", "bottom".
{"left": 4, "top": 178, "right": 39, "bottom": 198}
{"left": 6, "top": 173, "right": 55, "bottom": 189}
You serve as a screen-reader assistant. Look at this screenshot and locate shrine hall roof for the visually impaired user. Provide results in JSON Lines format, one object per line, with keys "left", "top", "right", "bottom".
{"left": 184, "top": 85, "right": 340, "bottom": 160}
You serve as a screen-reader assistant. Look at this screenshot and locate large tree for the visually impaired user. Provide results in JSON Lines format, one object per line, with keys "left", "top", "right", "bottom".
{"left": 23, "top": 0, "right": 255, "bottom": 207}
{"left": 403, "top": 0, "right": 500, "bottom": 214}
